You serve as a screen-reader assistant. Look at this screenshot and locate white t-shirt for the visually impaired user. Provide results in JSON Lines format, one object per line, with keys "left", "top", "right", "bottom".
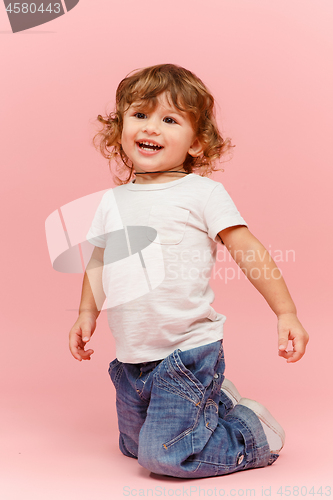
{"left": 86, "top": 173, "right": 247, "bottom": 363}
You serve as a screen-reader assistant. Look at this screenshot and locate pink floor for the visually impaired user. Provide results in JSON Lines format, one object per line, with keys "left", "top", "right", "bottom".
{"left": 1, "top": 313, "right": 331, "bottom": 500}
{"left": 2, "top": 387, "right": 331, "bottom": 500}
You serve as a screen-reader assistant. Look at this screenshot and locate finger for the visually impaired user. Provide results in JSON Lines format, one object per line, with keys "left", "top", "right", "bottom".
{"left": 279, "top": 345, "right": 304, "bottom": 363}
{"left": 69, "top": 339, "right": 83, "bottom": 361}
{"left": 73, "top": 336, "right": 88, "bottom": 356}
{"left": 287, "top": 350, "right": 303, "bottom": 363}
{"left": 70, "top": 346, "right": 83, "bottom": 362}
{"left": 84, "top": 349, "right": 94, "bottom": 357}
{"left": 278, "top": 349, "right": 292, "bottom": 359}
{"left": 83, "top": 352, "right": 94, "bottom": 361}
{"left": 81, "top": 328, "right": 92, "bottom": 343}
{"left": 278, "top": 346, "right": 288, "bottom": 356}
{"left": 77, "top": 347, "right": 94, "bottom": 360}
{"left": 287, "top": 339, "right": 306, "bottom": 363}
{"left": 278, "top": 332, "right": 290, "bottom": 352}
{"left": 69, "top": 331, "right": 83, "bottom": 355}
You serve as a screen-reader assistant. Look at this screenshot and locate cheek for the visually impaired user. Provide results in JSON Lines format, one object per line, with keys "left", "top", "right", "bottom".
{"left": 121, "top": 122, "right": 136, "bottom": 143}
{"left": 119, "top": 129, "right": 134, "bottom": 156}
{"left": 120, "top": 129, "right": 130, "bottom": 147}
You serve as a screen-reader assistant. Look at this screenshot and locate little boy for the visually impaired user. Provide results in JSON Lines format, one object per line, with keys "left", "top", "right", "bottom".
{"left": 69, "top": 64, "right": 309, "bottom": 478}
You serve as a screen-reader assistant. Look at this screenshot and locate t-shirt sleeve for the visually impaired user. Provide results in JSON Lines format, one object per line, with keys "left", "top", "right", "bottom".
{"left": 86, "top": 192, "right": 109, "bottom": 248}
{"left": 203, "top": 183, "right": 247, "bottom": 244}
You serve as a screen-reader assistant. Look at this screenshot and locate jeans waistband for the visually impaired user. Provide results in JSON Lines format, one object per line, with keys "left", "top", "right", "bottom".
{"left": 138, "top": 360, "right": 162, "bottom": 373}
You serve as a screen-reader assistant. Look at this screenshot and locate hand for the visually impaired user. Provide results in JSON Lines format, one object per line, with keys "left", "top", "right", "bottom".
{"left": 69, "top": 312, "right": 97, "bottom": 361}
{"left": 277, "top": 313, "right": 309, "bottom": 363}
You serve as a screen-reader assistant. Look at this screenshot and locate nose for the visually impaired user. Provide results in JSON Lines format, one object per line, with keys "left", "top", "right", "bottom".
{"left": 142, "top": 115, "right": 160, "bottom": 135}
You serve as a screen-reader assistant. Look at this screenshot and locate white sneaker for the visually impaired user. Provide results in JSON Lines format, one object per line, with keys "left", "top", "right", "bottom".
{"left": 221, "top": 378, "right": 241, "bottom": 406}
{"left": 237, "top": 398, "right": 285, "bottom": 453}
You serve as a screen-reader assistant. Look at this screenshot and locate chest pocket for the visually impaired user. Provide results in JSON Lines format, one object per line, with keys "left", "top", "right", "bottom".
{"left": 146, "top": 205, "right": 190, "bottom": 245}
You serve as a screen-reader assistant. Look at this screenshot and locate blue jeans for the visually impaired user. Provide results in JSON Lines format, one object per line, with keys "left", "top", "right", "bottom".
{"left": 108, "top": 340, "right": 279, "bottom": 478}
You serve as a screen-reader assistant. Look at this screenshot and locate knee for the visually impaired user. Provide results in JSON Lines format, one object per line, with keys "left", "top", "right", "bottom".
{"left": 119, "top": 433, "right": 138, "bottom": 459}
{"left": 138, "top": 443, "right": 201, "bottom": 478}
{"left": 138, "top": 442, "right": 166, "bottom": 474}
{"left": 138, "top": 438, "right": 178, "bottom": 476}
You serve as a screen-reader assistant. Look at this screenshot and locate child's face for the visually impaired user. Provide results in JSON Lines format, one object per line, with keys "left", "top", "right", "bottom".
{"left": 120, "top": 92, "right": 202, "bottom": 174}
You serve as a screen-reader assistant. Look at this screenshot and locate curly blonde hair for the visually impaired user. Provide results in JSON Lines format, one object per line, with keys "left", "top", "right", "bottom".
{"left": 93, "top": 64, "right": 234, "bottom": 185}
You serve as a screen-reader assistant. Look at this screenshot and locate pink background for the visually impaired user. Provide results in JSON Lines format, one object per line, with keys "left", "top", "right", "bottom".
{"left": 1, "top": 1, "right": 332, "bottom": 498}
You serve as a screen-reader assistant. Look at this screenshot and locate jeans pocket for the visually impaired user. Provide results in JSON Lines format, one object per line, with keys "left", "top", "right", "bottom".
{"left": 154, "top": 350, "right": 206, "bottom": 406}
{"left": 108, "top": 358, "right": 123, "bottom": 390}
{"left": 204, "top": 399, "right": 219, "bottom": 432}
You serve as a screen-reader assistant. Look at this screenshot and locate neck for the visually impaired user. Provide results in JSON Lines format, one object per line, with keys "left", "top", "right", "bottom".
{"left": 133, "top": 168, "right": 190, "bottom": 184}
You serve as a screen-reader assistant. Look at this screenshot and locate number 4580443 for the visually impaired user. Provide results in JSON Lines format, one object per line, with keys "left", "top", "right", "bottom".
{"left": 6, "top": 3, "right": 61, "bottom": 14}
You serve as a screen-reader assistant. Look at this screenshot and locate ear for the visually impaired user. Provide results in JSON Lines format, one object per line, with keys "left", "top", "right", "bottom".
{"left": 188, "top": 137, "right": 203, "bottom": 157}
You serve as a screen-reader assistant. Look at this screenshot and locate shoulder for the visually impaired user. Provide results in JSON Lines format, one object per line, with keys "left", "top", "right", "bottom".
{"left": 100, "top": 184, "right": 128, "bottom": 202}
{"left": 91, "top": 186, "right": 126, "bottom": 216}
{"left": 189, "top": 174, "right": 231, "bottom": 201}
{"left": 189, "top": 174, "right": 223, "bottom": 189}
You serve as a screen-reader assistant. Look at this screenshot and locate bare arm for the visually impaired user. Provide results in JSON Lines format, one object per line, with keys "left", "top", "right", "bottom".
{"left": 69, "top": 246, "right": 106, "bottom": 361}
{"left": 219, "top": 226, "right": 309, "bottom": 362}
{"left": 80, "top": 246, "right": 106, "bottom": 316}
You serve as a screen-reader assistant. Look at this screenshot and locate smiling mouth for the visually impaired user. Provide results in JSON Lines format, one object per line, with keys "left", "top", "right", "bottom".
{"left": 137, "top": 142, "right": 163, "bottom": 151}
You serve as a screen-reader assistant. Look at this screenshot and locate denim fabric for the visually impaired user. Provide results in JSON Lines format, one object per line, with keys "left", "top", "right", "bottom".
{"left": 108, "top": 340, "right": 279, "bottom": 478}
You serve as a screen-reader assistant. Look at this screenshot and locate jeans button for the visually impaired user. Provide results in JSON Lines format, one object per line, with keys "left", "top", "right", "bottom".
{"left": 213, "top": 374, "right": 219, "bottom": 379}
{"left": 237, "top": 454, "right": 244, "bottom": 465}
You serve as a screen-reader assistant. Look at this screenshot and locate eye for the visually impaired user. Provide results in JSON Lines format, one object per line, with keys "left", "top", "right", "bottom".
{"left": 164, "top": 117, "right": 177, "bottom": 124}
{"left": 133, "top": 112, "right": 147, "bottom": 119}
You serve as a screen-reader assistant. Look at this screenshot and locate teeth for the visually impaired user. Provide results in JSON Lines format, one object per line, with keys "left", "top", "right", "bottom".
{"left": 141, "top": 142, "right": 161, "bottom": 147}
{"left": 138, "top": 141, "right": 162, "bottom": 150}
